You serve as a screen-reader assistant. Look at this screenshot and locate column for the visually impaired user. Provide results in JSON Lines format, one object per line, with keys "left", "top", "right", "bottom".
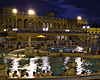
{"left": 28, "top": 21, "right": 30, "bottom": 30}
{"left": 40, "top": 22, "right": 42, "bottom": 29}
{"left": 66, "top": 24, "right": 68, "bottom": 29}
{"left": 52, "top": 23, "right": 54, "bottom": 29}
{"left": 4, "top": 19, "right": 6, "bottom": 28}
{"left": 7, "top": 19, "right": 9, "bottom": 28}
{"left": 79, "top": 24, "right": 81, "bottom": 30}
{"left": 56, "top": 23, "right": 57, "bottom": 29}
{"left": 59, "top": 24, "right": 60, "bottom": 29}
{"left": 73, "top": 24, "right": 75, "bottom": 30}
{"left": 77, "top": 23, "right": 78, "bottom": 30}
{"left": 15, "top": 19, "right": 17, "bottom": 28}
{"left": 12, "top": 19, "right": 14, "bottom": 29}
{"left": 22, "top": 19, "right": 24, "bottom": 29}
{"left": 34, "top": 22, "right": 37, "bottom": 31}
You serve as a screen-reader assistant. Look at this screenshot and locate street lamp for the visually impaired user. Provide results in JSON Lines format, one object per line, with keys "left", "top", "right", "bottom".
{"left": 43, "top": 28, "right": 48, "bottom": 44}
{"left": 82, "top": 25, "right": 90, "bottom": 54}
{"left": 65, "top": 29, "right": 70, "bottom": 32}
{"left": 28, "top": 9, "right": 34, "bottom": 14}
{"left": 12, "top": 9, "right": 17, "bottom": 13}
{"left": 65, "top": 29, "right": 70, "bottom": 46}
{"left": 82, "top": 26, "right": 90, "bottom": 45}
{"left": 12, "top": 28, "right": 18, "bottom": 31}
{"left": 77, "top": 16, "right": 82, "bottom": 20}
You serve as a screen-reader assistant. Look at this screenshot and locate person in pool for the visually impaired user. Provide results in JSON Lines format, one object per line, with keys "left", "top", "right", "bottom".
{"left": 20, "top": 70, "right": 25, "bottom": 77}
{"left": 46, "top": 71, "right": 51, "bottom": 76}
{"left": 33, "top": 72, "right": 37, "bottom": 77}
{"left": 41, "top": 70, "right": 46, "bottom": 77}
{"left": 12, "top": 71, "right": 18, "bottom": 77}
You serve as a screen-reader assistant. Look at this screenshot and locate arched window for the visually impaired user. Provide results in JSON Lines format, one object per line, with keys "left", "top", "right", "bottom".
{"left": 65, "top": 35, "right": 67, "bottom": 40}
{"left": 56, "top": 35, "right": 60, "bottom": 40}
{"left": 50, "top": 23, "right": 52, "bottom": 28}
{"left": 61, "top": 35, "right": 64, "bottom": 40}
{"left": 61, "top": 24, "right": 63, "bottom": 29}
{"left": 47, "top": 23, "right": 49, "bottom": 28}
{"left": 43, "top": 22, "right": 45, "bottom": 28}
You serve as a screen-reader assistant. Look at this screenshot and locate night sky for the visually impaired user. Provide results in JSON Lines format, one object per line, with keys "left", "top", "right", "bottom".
{"left": 0, "top": 0, "right": 100, "bottom": 27}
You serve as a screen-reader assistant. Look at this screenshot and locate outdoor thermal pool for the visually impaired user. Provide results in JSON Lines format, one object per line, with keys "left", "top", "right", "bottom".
{"left": 1, "top": 53, "right": 100, "bottom": 78}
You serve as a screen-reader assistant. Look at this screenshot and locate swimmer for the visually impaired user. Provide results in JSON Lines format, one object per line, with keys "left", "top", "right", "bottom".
{"left": 46, "top": 71, "right": 51, "bottom": 76}
{"left": 12, "top": 71, "right": 18, "bottom": 77}
{"left": 1, "top": 54, "right": 4, "bottom": 58}
{"left": 48, "top": 53, "right": 50, "bottom": 57}
{"left": 97, "top": 63, "right": 99, "bottom": 66}
{"left": 17, "top": 54, "right": 19, "bottom": 58}
{"left": 20, "top": 70, "right": 25, "bottom": 77}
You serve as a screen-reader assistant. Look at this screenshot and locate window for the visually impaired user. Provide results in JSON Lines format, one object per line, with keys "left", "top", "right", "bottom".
{"left": 56, "top": 35, "right": 60, "bottom": 40}
{"left": 43, "top": 22, "right": 45, "bottom": 28}
{"left": 50, "top": 23, "right": 52, "bottom": 28}
{"left": 61, "top": 35, "right": 64, "bottom": 40}
{"left": 61, "top": 24, "right": 63, "bottom": 29}
{"left": 47, "top": 23, "right": 49, "bottom": 28}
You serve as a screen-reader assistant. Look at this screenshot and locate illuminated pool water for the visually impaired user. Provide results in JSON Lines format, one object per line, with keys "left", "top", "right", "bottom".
{"left": 1, "top": 54, "right": 100, "bottom": 77}
{"left": 48, "top": 46, "right": 98, "bottom": 53}
{"left": 48, "top": 46, "right": 76, "bottom": 51}
{"left": 0, "top": 48, "right": 100, "bottom": 77}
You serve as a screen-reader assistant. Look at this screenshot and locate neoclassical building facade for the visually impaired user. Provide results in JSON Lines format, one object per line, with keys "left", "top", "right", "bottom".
{"left": 0, "top": 6, "right": 90, "bottom": 43}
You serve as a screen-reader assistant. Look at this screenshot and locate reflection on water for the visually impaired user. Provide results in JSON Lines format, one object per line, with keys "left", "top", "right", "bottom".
{"left": 41, "top": 56, "right": 51, "bottom": 72}
{"left": 11, "top": 59, "right": 20, "bottom": 76}
{"left": 64, "top": 57, "right": 70, "bottom": 69}
{"left": 75, "top": 57, "right": 93, "bottom": 75}
{"left": 26, "top": 57, "right": 39, "bottom": 77}
{"left": 1, "top": 55, "right": 100, "bottom": 77}
{"left": 75, "top": 57, "right": 84, "bottom": 75}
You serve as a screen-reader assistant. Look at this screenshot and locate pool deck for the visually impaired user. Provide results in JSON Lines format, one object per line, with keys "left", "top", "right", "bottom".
{"left": 1, "top": 73, "right": 100, "bottom": 80}
{"left": 25, "top": 49, "right": 100, "bottom": 59}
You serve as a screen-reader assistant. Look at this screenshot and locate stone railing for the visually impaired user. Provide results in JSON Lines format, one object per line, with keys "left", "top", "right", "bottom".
{"left": 37, "top": 16, "right": 67, "bottom": 21}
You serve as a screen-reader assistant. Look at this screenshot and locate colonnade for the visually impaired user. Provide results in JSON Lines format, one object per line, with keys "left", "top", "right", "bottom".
{"left": 4, "top": 17, "right": 88, "bottom": 32}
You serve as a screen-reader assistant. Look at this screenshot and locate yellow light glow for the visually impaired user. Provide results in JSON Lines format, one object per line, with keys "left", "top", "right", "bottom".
{"left": 77, "top": 16, "right": 82, "bottom": 20}
{"left": 28, "top": 9, "right": 34, "bottom": 14}
{"left": 12, "top": 9, "right": 17, "bottom": 13}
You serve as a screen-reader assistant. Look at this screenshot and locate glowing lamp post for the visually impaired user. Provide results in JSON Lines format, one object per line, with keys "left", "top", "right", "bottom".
{"left": 12, "top": 9, "right": 17, "bottom": 13}
{"left": 43, "top": 28, "right": 48, "bottom": 44}
{"left": 65, "top": 29, "right": 70, "bottom": 32}
{"left": 65, "top": 29, "right": 70, "bottom": 46}
{"left": 77, "top": 16, "right": 82, "bottom": 20}
{"left": 82, "top": 26, "right": 90, "bottom": 45}
{"left": 28, "top": 9, "right": 34, "bottom": 14}
{"left": 83, "top": 25, "right": 90, "bottom": 54}
{"left": 12, "top": 28, "right": 18, "bottom": 31}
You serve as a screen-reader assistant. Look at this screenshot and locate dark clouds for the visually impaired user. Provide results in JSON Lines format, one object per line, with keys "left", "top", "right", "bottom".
{"left": 0, "top": 0, "right": 100, "bottom": 26}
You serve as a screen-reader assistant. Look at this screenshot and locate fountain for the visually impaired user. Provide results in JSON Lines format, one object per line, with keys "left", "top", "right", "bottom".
{"left": 25, "top": 36, "right": 34, "bottom": 55}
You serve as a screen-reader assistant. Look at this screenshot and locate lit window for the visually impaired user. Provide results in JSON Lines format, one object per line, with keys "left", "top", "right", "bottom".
{"left": 43, "top": 22, "right": 45, "bottom": 28}
{"left": 61, "top": 35, "right": 64, "bottom": 40}
{"left": 47, "top": 23, "right": 49, "bottom": 28}
{"left": 56, "top": 35, "right": 60, "bottom": 40}
{"left": 95, "top": 36, "right": 97, "bottom": 38}
{"left": 50, "top": 23, "right": 52, "bottom": 28}
{"left": 61, "top": 24, "right": 63, "bottom": 29}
